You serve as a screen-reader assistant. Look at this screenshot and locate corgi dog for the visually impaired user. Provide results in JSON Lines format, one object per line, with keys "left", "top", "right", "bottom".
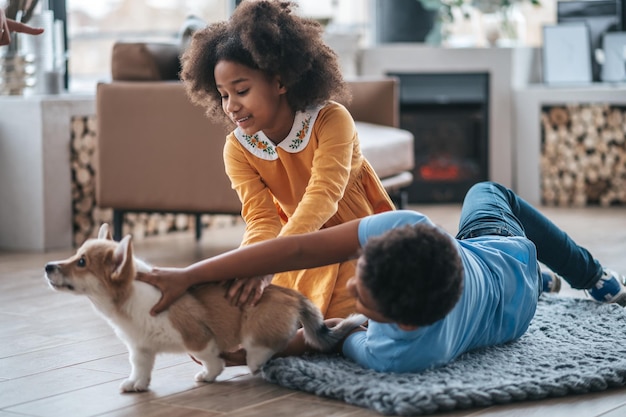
{"left": 44, "top": 224, "right": 365, "bottom": 393}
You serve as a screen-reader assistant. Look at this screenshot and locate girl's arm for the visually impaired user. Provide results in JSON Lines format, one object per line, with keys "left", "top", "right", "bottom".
{"left": 280, "top": 104, "right": 358, "bottom": 236}
{"left": 223, "top": 137, "right": 283, "bottom": 245}
{"left": 222, "top": 136, "right": 305, "bottom": 306}
{"left": 138, "top": 218, "right": 363, "bottom": 315}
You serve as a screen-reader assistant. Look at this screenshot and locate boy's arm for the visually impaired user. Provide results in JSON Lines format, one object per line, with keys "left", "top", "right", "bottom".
{"left": 219, "top": 319, "right": 367, "bottom": 366}
{"left": 342, "top": 326, "right": 420, "bottom": 373}
{"left": 138, "top": 218, "right": 363, "bottom": 315}
{"left": 341, "top": 331, "right": 379, "bottom": 369}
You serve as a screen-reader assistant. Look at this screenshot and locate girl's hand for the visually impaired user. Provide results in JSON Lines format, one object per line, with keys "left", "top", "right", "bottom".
{"left": 226, "top": 274, "right": 273, "bottom": 307}
{"left": 136, "top": 267, "right": 190, "bottom": 316}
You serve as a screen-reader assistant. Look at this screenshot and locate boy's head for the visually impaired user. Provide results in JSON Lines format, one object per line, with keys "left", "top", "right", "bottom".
{"left": 181, "top": 0, "right": 349, "bottom": 124}
{"left": 350, "top": 223, "right": 464, "bottom": 328}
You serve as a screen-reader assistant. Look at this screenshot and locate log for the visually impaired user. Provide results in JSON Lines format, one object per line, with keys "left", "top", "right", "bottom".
{"left": 540, "top": 104, "right": 626, "bottom": 207}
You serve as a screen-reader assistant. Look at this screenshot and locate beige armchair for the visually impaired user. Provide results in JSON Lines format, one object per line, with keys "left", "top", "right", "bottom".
{"left": 96, "top": 42, "right": 413, "bottom": 241}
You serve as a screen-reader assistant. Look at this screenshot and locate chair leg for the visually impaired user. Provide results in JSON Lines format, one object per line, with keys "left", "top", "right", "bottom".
{"left": 391, "top": 190, "right": 409, "bottom": 210}
{"left": 112, "top": 210, "right": 124, "bottom": 241}
{"left": 195, "top": 214, "right": 203, "bottom": 241}
{"left": 399, "top": 190, "right": 408, "bottom": 210}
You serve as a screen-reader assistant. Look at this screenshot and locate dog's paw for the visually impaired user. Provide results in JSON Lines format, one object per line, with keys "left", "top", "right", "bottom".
{"left": 194, "top": 370, "right": 219, "bottom": 383}
{"left": 120, "top": 378, "right": 150, "bottom": 393}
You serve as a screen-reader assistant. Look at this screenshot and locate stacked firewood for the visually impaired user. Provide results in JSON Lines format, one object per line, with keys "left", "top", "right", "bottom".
{"left": 71, "top": 115, "right": 106, "bottom": 247}
{"left": 110, "top": 212, "right": 238, "bottom": 243}
{"left": 70, "top": 116, "right": 239, "bottom": 247}
{"left": 540, "top": 104, "right": 626, "bottom": 207}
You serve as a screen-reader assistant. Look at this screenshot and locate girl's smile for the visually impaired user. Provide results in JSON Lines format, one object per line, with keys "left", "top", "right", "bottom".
{"left": 234, "top": 115, "right": 252, "bottom": 129}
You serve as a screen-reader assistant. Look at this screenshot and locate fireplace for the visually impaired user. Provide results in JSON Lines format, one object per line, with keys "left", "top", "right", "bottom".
{"left": 388, "top": 73, "right": 490, "bottom": 203}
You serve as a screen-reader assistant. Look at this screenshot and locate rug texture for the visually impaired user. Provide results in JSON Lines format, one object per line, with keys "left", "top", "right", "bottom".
{"left": 262, "top": 296, "right": 626, "bottom": 415}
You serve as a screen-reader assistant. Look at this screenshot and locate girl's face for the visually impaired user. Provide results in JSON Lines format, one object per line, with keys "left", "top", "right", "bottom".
{"left": 215, "top": 60, "right": 293, "bottom": 142}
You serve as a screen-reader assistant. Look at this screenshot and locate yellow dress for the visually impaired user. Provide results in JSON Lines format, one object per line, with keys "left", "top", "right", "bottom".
{"left": 223, "top": 101, "right": 394, "bottom": 317}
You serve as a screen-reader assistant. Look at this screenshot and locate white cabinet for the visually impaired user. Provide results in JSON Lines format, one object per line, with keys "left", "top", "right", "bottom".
{"left": 0, "top": 94, "right": 95, "bottom": 251}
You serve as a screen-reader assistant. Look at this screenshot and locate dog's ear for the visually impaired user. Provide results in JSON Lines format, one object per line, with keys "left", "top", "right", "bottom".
{"left": 112, "top": 235, "right": 134, "bottom": 281}
{"left": 98, "top": 223, "right": 113, "bottom": 241}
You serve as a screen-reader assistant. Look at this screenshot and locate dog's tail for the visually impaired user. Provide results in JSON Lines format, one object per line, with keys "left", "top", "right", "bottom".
{"left": 298, "top": 298, "right": 367, "bottom": 352}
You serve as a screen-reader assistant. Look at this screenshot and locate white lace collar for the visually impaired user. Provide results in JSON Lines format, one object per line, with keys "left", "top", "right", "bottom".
{"left": 233, "top": 104, "right": 323, "bottom": 160}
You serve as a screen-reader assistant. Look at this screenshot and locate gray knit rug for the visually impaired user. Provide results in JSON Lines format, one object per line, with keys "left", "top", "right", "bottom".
{"left": 262, "top": 296, "right": 626, "bottom": 415}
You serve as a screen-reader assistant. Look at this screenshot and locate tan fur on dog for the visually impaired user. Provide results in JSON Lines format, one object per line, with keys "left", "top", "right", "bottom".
{"left": 44, "top": 224, "right": 365, "bottom": 392}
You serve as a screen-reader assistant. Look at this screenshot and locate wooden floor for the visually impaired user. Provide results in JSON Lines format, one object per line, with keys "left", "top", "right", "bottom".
{"left": 1, "top": 205, "right": 626, "bottom": 417}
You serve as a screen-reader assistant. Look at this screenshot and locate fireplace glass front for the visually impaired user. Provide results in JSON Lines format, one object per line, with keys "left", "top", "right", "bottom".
{"left": 388, "top": 73, "right": 490, "bottom": 203}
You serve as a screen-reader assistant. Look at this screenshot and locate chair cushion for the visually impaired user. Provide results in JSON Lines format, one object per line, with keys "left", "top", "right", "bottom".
{"left": 111, "top": 41, "right": 181, "bottom": 81}
{"left": 356, "top": 122, "right": 414, "bottom": 179}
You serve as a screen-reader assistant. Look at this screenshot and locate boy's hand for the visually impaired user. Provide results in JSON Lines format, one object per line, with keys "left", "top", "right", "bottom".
{"left": 220, "top": 348, "right": 247, "bottom": 366}
{"left": 324, "top": 317, "right": 367, "bottom": 353}
{"left": 136, "top": 267, "right": 189, "bottom": 316}
{"left": 323, "top": 318, "right": 343, "bottom": 328}
{"left": 226, "top": 274, "right": 272, "bottom": 307}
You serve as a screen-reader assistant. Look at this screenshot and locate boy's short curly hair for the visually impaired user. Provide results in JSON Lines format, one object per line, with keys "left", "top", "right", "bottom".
{"left": 360, "top": 223, "right": 464, "bottom": 327}
{"left": 181, "top": 0, "right": 350, "bottom": 124}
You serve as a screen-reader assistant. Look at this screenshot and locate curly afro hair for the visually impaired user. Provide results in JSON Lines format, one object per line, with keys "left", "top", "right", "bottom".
{"left": 181, "top": 0, "right": 350, "bottom": 125}
{"left": 360, "top": 223, "right": 464, "bottom": 327}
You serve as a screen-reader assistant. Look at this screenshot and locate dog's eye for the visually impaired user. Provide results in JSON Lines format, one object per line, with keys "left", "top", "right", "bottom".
{"left": 77, "top": 256, "right": 86, "bottom": 268}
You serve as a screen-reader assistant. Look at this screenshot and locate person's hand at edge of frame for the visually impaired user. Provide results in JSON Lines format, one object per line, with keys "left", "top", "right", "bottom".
{"left": 0, "top": 8, "right": 45, "bottom": 47}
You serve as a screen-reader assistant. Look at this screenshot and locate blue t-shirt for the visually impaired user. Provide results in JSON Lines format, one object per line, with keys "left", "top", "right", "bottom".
{"left": 342, "top": 210, "right": 540, "bottom": 373}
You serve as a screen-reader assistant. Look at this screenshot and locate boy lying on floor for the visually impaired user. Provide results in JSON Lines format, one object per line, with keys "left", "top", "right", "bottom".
{"left": 139, "top": 181, "right": 626, "bottom": 373}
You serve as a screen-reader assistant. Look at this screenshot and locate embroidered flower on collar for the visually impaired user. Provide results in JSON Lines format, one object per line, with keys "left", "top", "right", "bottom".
{"left": 289, "top": 116, "right": 311, "bottom": 150}
{"left": 243, "top": 133, "right": 276, "bottom": 156}
{"left": 233, "top": 104, "right": 323, "bottom": 160}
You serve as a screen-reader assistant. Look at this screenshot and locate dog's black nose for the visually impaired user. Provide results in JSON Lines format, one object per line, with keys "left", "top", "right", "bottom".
{"left": 45, "top": 263, "right": 57, "bottom": 273}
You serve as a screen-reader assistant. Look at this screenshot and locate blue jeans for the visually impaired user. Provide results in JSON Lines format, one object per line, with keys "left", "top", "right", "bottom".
{"left": 455, "top": 181, "right": 602, "bottom": 290}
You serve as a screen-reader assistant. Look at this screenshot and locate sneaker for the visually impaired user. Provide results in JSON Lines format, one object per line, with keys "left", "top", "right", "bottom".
{"left": 541, "top": 270, "right": 562, "bottom": 294}
{"left": 588, "top": 269, "right": 626, "bottom": 306}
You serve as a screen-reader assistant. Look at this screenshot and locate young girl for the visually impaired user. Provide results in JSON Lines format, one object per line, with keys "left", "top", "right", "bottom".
{"left": 180, "top": 0, "right": 395, "bottom": 318}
